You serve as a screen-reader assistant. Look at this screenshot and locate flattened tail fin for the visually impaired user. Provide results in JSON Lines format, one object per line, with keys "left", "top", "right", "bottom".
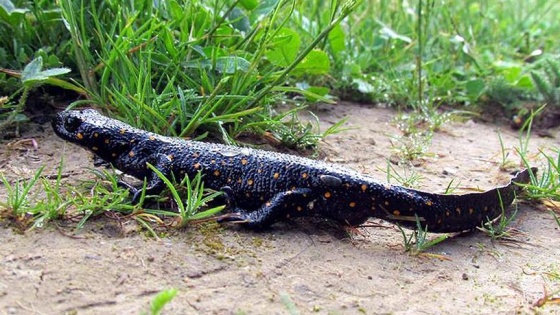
{"left": 398, "top": 168, "right": 537, "bottom": 233}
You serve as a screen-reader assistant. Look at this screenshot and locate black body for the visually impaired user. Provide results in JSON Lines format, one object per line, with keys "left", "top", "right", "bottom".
{"left": 52, "top": 109, "right": 534, "bottom": 233}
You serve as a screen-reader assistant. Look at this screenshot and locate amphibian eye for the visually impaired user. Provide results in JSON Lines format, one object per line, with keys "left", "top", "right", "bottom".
{"left": 64, "top": 116, "right": 82, "bottom": 132}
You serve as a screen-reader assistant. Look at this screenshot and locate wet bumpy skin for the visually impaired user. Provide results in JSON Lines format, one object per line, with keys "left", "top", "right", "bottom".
{"left": 52, "top": 109, "right": 535, "bottom": 233}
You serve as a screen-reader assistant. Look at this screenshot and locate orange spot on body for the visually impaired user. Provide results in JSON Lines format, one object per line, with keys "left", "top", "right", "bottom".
{"left": 213, "top": 170, "right": 220, "bottom": 176}
{"left": 76, "top": 133, "right": 84, "bottom": 140}
{"left": 361, "top": 184, "right": 367, "bottom": 192}
{"left": 119, "top": 129, "right": 126, "bottom": 134}
{"left": 349, "top": 202, "right": 356, "bottom": 208}
{"left": 247, "top": 179, "right": 254, "bottom": 185}
{"left": 193, "top": 163, "right": 201, "bottom": 169}
{"left": 302, "top": 172, "right": 308, "bottom": 179}
{"left": 324, "top": 192, "right": 331, "bottom": 198}
{"left": 241, "top": 158, "right": 248, "bottom": 165}
{"left": 426, "top": 200, "right": 433, "bottom": 206}
{"left": 129, "top": 151, "right": 135, "bottom": 157}
{"left": 393, "top": 210, "right": 400, "bottom": 216}
{"left": 273, "top": 173, "right": 280, "bottom": 180}
{"left": 149, "top": 135, "right": 156, "bottom": 141}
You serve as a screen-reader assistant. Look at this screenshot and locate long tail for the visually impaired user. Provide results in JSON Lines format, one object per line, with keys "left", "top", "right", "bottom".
{"left": 384, "top": 168, "right": 536, "bottom": 233}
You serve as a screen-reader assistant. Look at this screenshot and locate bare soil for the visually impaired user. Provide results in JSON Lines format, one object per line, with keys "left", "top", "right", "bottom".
{"left": 1, "top": 103, "right": 559, "bottom": 315}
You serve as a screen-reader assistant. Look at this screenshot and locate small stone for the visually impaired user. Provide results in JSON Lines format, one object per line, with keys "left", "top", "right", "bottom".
{"left": 442, "top": 168, "right": 457, "bottom": 176}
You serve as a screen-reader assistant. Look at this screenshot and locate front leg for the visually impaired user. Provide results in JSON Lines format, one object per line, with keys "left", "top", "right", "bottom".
{"left": 218, "top": 188, "right": 315, "bottom": 229}
{"left": 118, "top": 153, "right": 174, "bottom": 204}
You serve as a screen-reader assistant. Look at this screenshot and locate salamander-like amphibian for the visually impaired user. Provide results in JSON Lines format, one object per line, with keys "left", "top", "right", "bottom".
{"left": 52, "top": 109, "right": 535, "bottom": 233}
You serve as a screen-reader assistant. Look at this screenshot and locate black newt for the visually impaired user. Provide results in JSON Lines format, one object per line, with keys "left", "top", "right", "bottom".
{"left": 52, "top": 109, "right": 535, "bottom": 233}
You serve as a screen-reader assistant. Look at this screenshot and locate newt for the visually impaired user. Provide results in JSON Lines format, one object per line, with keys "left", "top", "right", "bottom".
{"left": 52, "top": 109, "right": 535, "bottom": 233}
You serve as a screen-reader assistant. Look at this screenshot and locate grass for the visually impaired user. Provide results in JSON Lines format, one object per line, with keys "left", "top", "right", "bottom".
{"left": 147, "top": 288, "right": 178, "bottom": 315}
{"left": 397, "top": 215, "right": 448, "bottom": 256}
{"left": 2, "top": 1, "right": 560, "bottom": 133}
{"left": 0, "top": 160, "right": 224, "bottom": 236}
{"left": 1, "top": 0, "right": 560, "bottom": 239}
{"left": 478, "top": 192, "right": 520, "bottom": 240}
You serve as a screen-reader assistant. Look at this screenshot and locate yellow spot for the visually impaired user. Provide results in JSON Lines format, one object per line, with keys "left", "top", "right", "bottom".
{"left": 257, "top": 169, "right": 262, "bottom": 173}
{"left": 104, "top": 139, "right": 110, "bottom": 144}
{"left": 324, "top": 192, "right": 331, "bottom": 198}
{"left": 210, "top": 159, "right": 215, "bottom": 164}
{"left": 76, "top": 133, "right": 84, "bottom": 140}
{"left": 91, "top": 146, "right": 98, "bottom": 151}
{"left": 361, "top": 184, "right": 367, "bottom": 192}
{"left": 241, "top": 158, "right": 248, "bottom": 165}
{"left": 426, "top": 200, "right": 433, "bottom": 206}
{"left": 446, "top": 210, "right": 450, "bottom": 217}
{"left": 168, "top": 155, "right": 174, "bottom": 161}
{"left": 247, "top": 179, "right": 254, "bottom": 185}
{"left": 265, "top": 202, "right": 272, "bottom": 207}
{"left": 349, "top": 202, "right": 356, "bottom": 208}
{"left": 111, "top": 153, "right": 117, "bottom": 157}
{"left": 227, "top": 178, "right": 232, "bottom": 183}
{"left": 129, "top": 151, "right": 135, "bottom": 157}
{"left": 149, "top": 135, "right": 156, "bottom": 141}
{"left": 469, "top": 208, "right": 474, "bottom": 215}
{"left": 384, "top": 201, "right": 389, "bottom": 206}
{"left": 273, "top": 173, "right": 280, "bottom": 180}
{"left": 302, "top": 172, "right": 308, "bottom": 179}
{"left": 193, "top": 163, "right": 201, "bottom": 169}
{"left": 93, "top": 132, "right": 99, "bottom": 138}
{"left": 119, "top": 128, "right": 126, "bottom": 134}
{"left": 393, "top": 210, "right": 400, "bottom": 216}
{"left": 213, "top": 170, "right": 220, "bottom": 176}
{"left": 130, "top": 139, "right": 135, "bottom": 143}
{"left": 297, "top": 206, "right": 303, "bottom": 212}
{"left": 193, "top": 152, "right": 200, "bottom": 158}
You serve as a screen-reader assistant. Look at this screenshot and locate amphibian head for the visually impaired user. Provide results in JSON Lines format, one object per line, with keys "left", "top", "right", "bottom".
{"left": 52, "top": 109, "right": 134, "bottom": 162}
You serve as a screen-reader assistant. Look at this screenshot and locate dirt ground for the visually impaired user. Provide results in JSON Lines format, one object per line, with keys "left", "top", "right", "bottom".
{"left": 1, "top": 103, "right": 559, "bottom": 315}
